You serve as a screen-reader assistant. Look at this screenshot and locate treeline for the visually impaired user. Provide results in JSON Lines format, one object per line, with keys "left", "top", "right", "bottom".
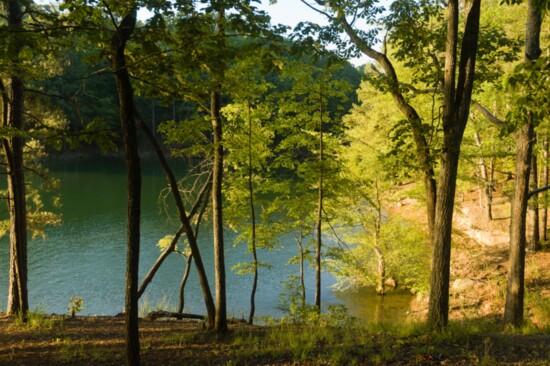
{"left": 0, "top": 1, "right": 548, "bottom": 365}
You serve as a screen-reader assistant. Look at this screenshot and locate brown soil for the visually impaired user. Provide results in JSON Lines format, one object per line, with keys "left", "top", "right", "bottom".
{"left": 394, "top": 187, "right": 550, "bottom": 327}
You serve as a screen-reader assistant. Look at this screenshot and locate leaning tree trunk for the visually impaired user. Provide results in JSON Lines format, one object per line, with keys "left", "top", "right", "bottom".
{"left": 135, "top": 111, "right": 216, "bottom": 328}
{"left": 504, "top": 0, "right": 543, "bottom": 328}
{"left": 428, "top": 0, "right": 481, "bottom": 329}
{"left": 3, "top": 0, "right": 29, "bottom": 320}
{"left": 332, "top": 7, "right": 437, "bottom": 237}
{"left": 110, "top": 10, "right": 141, "bottom": 366}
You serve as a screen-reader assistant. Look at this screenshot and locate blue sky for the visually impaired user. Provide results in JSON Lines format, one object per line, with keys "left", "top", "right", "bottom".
{"left": 258, "top": 0, "right": 367, "bottom": 65}
{"left": 258, "top": 0, "right": 330, "bottom": 29}
{"left": 36, "top": 0, "right": 367, "bottom": 65}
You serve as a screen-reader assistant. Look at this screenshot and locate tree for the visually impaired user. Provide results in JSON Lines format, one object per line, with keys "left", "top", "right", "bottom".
{"left": 306, "top": 0, "right": 482, "bottom": 328}
{"left": 272, "top": 58, "right": 351, "bottom": 312}
{"left": 1, "top": 0, "right": 29, "bottom": 318}
{"left": 223, "top": 53, "right": 276, "bottom": 324}
{"left": 329, "top": 81, "right": 432, "bottom": 296}
{"left": 109, "top": 6, "right": 141, "bottom": 364}
{"left": 427, "top": 0, "right": 481, "bottom": 329}
{"left": 149, "top": 0, "right": 280, "bottom": 332}
{"left": 504, "top": 0, "right": 547, "bottom": 328}
{"left": 310, "top": 1, "right": 438, "bottom": 238}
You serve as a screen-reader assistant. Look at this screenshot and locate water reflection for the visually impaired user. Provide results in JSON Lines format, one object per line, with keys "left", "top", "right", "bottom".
{"left": 334, "top": 287, "right": 414, "bottom": 324}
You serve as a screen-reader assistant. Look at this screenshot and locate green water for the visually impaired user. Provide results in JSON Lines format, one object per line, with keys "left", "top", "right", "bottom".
{"left": 0, "top": 156, "right": 413, "bottom": 322}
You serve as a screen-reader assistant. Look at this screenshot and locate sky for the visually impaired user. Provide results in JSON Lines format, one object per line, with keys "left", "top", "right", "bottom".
{"left": 260, "top": 0, "right": 368, "bottom": 65}
{"left": 257, "top": 0, "right": 330, "bottom": 29}
{"left": 35, "top": 0, "right": 368, "bottom": 66}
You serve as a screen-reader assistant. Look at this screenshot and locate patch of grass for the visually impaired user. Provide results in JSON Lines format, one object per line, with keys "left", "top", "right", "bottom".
{"left": 13, "top": 308, "right": 61, "bottom": 331}
{"left": 57, "top": 338, "right": 87, "bottom": 363}
{"left": 526, "top": 292, "right": 550, "bottom": 329}
{"left": 138, "top": 294, "right": 175, "bottom": 318}
{"left": 56, "top": 337, "right": 113, "bottom": 364}
{"left": 478, "top": 337, "right": 498, "bottom": 366}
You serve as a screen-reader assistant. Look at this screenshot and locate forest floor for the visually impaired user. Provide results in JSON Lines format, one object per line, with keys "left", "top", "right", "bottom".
{"left": 0, "top": 192, "right": 549, "bottom": 365}
{"left": 0, "top": 314, "right": 549, "bottom": 365}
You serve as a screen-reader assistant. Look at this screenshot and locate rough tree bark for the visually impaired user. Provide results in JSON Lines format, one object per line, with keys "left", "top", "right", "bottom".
{"left": 110, "top": 9, "right": 140, "bottom": 365}
{"left": 428, "top": 0, "right": 481, "bottom": 329}
{"left": 505, "top": 122, "right": 534, "bottom": 327}
{"left": 2, "top": 1, "right": 29, "bottom": 320}
{"left": 504, "top": 0, "right": 543, "bottom": 328}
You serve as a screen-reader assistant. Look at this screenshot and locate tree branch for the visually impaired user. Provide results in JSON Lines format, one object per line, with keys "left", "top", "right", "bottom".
{"left": 529, "top": 185, "right": 550, "bottom": 199}
{"left": 472, "top": 100, "right": 505, "bottom": 127}
{"left": 298, "top": 0, "right": 334, "bottom": 20}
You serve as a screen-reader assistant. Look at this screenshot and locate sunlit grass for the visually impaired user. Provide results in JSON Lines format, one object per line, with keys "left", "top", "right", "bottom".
{"left": 12, "top": 307, "right": 61, "bottom": 332}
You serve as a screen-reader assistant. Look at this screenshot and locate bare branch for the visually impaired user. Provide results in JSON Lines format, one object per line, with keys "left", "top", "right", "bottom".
{"left": 298, "top": 0, "right": 334, "bottom": 20}
{"left": 472, "top": 101, "right": 505, "bottom": 127}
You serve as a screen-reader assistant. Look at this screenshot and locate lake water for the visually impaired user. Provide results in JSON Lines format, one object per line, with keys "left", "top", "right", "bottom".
{"left": 0, "top": 156, "right": 413, "bottom": 322}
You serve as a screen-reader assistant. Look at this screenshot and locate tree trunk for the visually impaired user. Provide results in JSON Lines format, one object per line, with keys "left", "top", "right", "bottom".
{"left": 110, "top": 10, "right": 141, "bottom": 365}
{"left": 374, "top": 247, "right": 385, "bottom": 295}
{"left": 138, "top": 226, "right": 183, "bottom": 298}
{"left": 542, "top": 136, "right": 549, "bottom": 241}
{"left": 504, "top": 121, "right": 534, "bottom": 327}
{"left": 373, "top": 180, "right": 384, "bottom": 295}
{"left": 136, "top": 111, "right": 216, "bottom": 328}
{"left": 428, "top": 0, "right": 481, "bottom": 329}
{"left": 247, "top": 101, "right": 258, "bottom": 325}
{"left": 474, "top": 129, "right": 493, "bottom": 221}
{"left": 314, "top": 88, "right": 324, "bottom": 311}
{"left": 137, "top": 172, "right": 212, "bottom": 299}
{"left": 298, "top": 229, "right": 306, "bottom": 305}
{"left": 528, "top": 152, "right": 541, "bottom": 251}
{"left": 211, "top": 88, "right": 227, "bottom": 333}
{"left": 504, "top": 0, "right": 543, "bottom": 328}
{"left": 3, "top": 0, "right": 29, "bottom": 320}
{"left": 177, "top": 254, "right": 193, "bottom": 314}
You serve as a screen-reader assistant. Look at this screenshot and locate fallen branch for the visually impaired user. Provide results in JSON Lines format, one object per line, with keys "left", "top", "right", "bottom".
{"left": 146, "top": 311, "right": 205, "bottom": 321}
